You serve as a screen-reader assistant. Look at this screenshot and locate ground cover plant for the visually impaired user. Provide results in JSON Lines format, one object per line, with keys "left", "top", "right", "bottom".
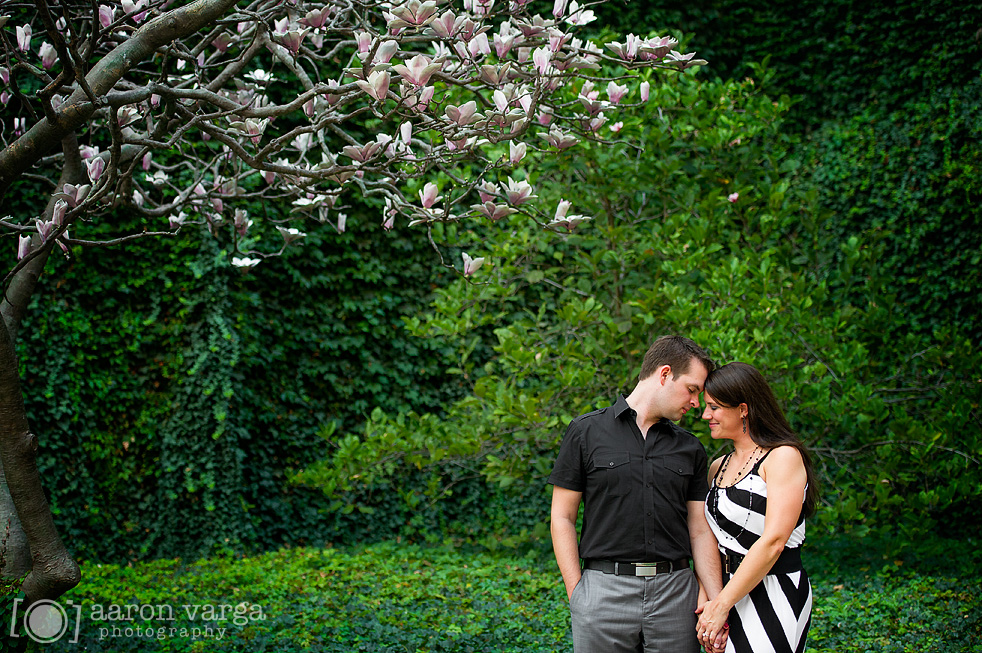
{"left": 2, "top": 534, "right": 972, "bottom": 652}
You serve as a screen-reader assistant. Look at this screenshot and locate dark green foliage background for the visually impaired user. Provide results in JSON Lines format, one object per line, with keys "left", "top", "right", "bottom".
{"left": 2, "top": 0, "right": 980, "bottom": 563}
{"left": 9, "top": 204, "right": 513, "bottom": 561}
{"left": 595, "top": 0, "right": 982, "bottom": 344}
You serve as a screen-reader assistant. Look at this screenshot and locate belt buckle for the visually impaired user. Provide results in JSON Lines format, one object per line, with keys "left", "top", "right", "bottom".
{"left": 633, "top": 562, "right": 664, "bottom": 577}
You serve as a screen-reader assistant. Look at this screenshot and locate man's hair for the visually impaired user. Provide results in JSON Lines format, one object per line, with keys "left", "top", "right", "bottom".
{"left": 639, "top": 335, "right": 715, "bottom": 380}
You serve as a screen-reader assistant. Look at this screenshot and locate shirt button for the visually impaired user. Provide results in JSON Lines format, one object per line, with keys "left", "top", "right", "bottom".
{"left": 678, "top": 468, "right": 683, "bottom": 473}
{"left": 609, "top": 462, "right": 614, "bottom": 467}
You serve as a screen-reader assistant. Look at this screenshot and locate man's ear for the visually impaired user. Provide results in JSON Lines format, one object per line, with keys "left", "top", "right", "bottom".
{"left": 659, "top": 364, "right": 672, "bottom": 384}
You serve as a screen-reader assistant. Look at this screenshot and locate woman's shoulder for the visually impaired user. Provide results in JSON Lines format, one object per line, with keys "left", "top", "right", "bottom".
{"left": 708, "top": 454, "right": 728, "bottom": 477}
{"left": 759, "top": 445, "right": 805, "bottom": 479}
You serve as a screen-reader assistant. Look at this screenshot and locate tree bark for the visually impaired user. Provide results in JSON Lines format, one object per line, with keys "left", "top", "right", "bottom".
{"left": 0, "top": 0, "right": 240, "bottom": 600}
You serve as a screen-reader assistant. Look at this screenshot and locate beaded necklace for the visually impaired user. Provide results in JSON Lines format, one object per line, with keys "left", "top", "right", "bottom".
{"left": 709, "top": 446, "right": 761, "bottom": 546}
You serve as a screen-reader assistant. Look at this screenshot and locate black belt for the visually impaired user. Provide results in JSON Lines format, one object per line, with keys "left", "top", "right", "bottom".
{"left": 584, "top": 558, "right": 690, "bottom": 577}
{"left": 720, "top": 547, "right": 803, "bottom": 575}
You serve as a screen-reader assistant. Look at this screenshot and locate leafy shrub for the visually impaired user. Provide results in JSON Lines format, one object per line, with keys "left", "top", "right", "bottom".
{"left": 34, "top": 536, "right": 982, "bottom": 652}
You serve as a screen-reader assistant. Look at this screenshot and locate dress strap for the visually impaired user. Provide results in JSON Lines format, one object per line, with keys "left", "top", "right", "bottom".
{"left": 751, "top": 447, "right": 773, "bottom": 474}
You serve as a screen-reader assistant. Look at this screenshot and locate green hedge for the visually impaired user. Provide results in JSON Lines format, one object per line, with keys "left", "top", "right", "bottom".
{"left": 2, "top": 535, "right": 973, "bottom": 652}
{"left": 9, "top": 204, "right": 507, "bottom": 561}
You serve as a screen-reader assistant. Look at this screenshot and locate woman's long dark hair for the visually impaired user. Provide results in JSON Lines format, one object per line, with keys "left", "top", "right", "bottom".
{"left": 705, "top": 362, "right": 819, "bottom": 517}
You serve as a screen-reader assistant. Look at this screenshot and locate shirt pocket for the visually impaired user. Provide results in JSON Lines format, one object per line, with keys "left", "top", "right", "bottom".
{"left": 661, "top": 456, "right": 695, "bottom": 499}
{"left": 593, "top": 451, "right": 631, "bottom": 497}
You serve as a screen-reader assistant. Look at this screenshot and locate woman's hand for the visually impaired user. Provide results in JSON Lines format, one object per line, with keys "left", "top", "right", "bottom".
{"left": 695, "top": 599, "right": 730, "bottom": 652}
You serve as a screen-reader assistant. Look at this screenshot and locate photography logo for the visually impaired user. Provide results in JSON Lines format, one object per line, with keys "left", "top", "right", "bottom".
{"left": 9, "top": 598, "right": 82, "bottom": 644}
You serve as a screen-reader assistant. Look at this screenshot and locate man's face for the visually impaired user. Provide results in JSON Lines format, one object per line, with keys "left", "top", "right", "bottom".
{"left": 664, "top": 359, "right": 709, "bottom": 421}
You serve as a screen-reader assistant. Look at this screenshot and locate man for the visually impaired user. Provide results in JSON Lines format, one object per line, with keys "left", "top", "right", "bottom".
{"left": 549, "top": 335, "right": 724, "bottom": 653}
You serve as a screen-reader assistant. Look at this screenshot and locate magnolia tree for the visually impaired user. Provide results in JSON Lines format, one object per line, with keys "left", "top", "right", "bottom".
{"left": 0, "top": 0, "right": 704, "bottom": 600}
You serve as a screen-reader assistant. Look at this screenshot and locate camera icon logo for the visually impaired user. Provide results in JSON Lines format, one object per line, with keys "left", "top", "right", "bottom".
{"left": 9, "top": 598, "right": 82, "bottom": 644}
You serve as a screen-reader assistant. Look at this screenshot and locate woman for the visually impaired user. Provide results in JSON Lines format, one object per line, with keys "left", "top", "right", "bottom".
{"left": 695, "top": 362, "right": 817, "bottom": 653}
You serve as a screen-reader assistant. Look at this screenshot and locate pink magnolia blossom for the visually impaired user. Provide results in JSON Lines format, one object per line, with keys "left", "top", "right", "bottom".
{"left": 610, "top": 121, "right": 624, "bottom": 133}
{"left": 445, "top": 100, "right": 478, "bottom": 126}
{"left": 16, "top": 24, "right": 32, "bottom": 52}
{"left": 555, "top": 199, "right": 572, "bottom": 220}
{"left": 429, "top": 10, "right": 459, "bottom": 38}
{"left": 374, "top": 40, "right": 400, "bottom": 64}
{"left": 17, "top": 235, "right": 31, "bottom": 260}
{"left": 514, "top": 16, "right": 553, "bottom": 39}
{"left": 640, "top": 81, "right": 650, "bottom": 102}
{"left": 52, "top": 199, "right": 68, "bottom": 226}
{"left": 35, "top": 218, "right": 55, "bottom": 241}
{"left": 336, "top": 213, "right": 347, "bottom": 233}
{"left": 39, "top": 42, "right": 57, "bottom": 70}
{"left": 57, "top": 183, "right": 91, "bottom": 207}
{"left": 509, "top": 141, "right": 527, "bottom": 165}
{"left": 532, "top": 46, "right": 552, "bottom": 75}
{"left": 277, "top": 28, "right": 309, "bottom": 54}
{"left": 549, "top": 29, "right": 570, "bottom": 53}
{"left": 419, "top": 182, "right": 441, "bottom": 208}
{"left": 86, "top": 157, "right": 105, "bottom": 183}
{"left": 212, "top": 32, "right": 233, "bottom": 53}
{"left": 565, "top": 1, "right": 596, "bottom": 25}
{"left": 393, "top": 54, "right": 442, "bottom": 87}
{"left": 728, "top": 192, "right": 739, "bottom": 203}
{"left": 277, "top": 226, "right": 306, "bottom": 244}
{"left": 640, "top": 35, "right": 678, "bottom": 60}
{"left": 540, "top": 127, "right": 578, "bottom": 150}
{"left": 117, "top": 106, "right": 140, "bottom": 126}
{"left": 0, "top": 66, "right": 8, "bottom": 84}
{"left": 476, "top": 181, "right": 498, "bottom": 203}
{"left": 462, "top": 252, "right": 485, "bottom": 276}
{"left": 168, "top": 212, "right": 187, "bottom": 229}
{"left": 552, "top": 0, "right": 569, "bottom": 17}
{"left": 479, "top": 63, "right": 511, "bottom": 86}
{"left": 302, "top": 8, "right": 330, "bottom": 28}
{"left": 472, "top": 201, "right": 517, "bottom": 221}
{"left": 356, "top": 70, "right": 390, "bottom": 101}
{"left": 354, "top": 31, "right": 373, "bottom": 54}
{"left": 501, "top": 178, "right": 536, "bottom": 206}
{"left": 665, "top": 50, "right": 708, "bottom": 70}
{"left": 386, "top": 0, "right": 440, "bottom": 30}
{"left": 98, "top": 5, "right": 115, "bottom": 28}
{"left": 607, "top": 81, "right": 629, "bottom": 104}
{"left": 121, "top": 0, "right": 147, "bottom": 23}
{"left": 493, "top": 32, "right": 516, "bottom": 59}
{"left": 468, "top": 33, "right": 491, "bottom": 58}
{"left": 342, "top": 141, "right": 383, "bottom": 163}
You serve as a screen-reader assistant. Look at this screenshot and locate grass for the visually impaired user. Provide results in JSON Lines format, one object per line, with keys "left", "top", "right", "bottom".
{"left": 9, "top": 533, "right": 979, "bottom": 652}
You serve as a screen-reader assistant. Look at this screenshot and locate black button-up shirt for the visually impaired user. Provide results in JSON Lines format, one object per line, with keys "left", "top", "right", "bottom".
{"left": 548, "top": 395, "right": 710, "bottom": 562}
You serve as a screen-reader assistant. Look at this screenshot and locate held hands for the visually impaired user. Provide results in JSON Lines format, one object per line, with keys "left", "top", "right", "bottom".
{"left": 694, "top": 600, "right": 729, "bottom": 653}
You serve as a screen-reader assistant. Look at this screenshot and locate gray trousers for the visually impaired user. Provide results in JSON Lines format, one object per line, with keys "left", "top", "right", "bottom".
{"left": 569, "top": 567, "right": 700, "bottom": 653}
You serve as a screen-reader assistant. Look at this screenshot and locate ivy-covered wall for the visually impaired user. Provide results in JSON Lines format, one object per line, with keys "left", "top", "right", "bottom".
{"left": 13, "top": 208, "right": 503, "bottom": 561}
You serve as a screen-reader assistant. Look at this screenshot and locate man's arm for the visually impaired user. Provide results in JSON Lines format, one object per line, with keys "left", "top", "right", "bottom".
{"left": 550, "top": 485, "right": 583, "bottom": 601}
{"left": 688, "top": 500, "right": 722, "bottom": 600}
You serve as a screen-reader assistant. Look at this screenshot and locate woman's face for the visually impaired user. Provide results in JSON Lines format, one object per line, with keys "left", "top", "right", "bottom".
{"left": 701, "top": 391, "right": 746, "bottom": 440}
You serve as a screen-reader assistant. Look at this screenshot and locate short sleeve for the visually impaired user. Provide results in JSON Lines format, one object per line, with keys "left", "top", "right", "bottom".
{"left": 686, "top": 445, "right": 710, "bottom": 502}
{"left": 547, "top": 419, "right": 585, "bottom": 491}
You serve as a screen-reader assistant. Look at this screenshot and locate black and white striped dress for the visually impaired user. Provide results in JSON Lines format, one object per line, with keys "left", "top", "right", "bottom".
{"left": 705, "top": 450, "right": 812, "bottom": 653}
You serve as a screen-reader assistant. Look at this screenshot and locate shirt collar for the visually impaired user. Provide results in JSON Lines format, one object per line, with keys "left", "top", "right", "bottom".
{"left": 613, "top": 395, "right": 635, "bottom": 420}
{"left": 614, "top": 395, "right": 679, "bottom": 435}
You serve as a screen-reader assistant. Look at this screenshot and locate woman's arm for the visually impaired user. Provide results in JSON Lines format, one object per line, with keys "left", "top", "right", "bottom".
{"left": 695, "top": 446, "right": 807, "bottom": 641}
